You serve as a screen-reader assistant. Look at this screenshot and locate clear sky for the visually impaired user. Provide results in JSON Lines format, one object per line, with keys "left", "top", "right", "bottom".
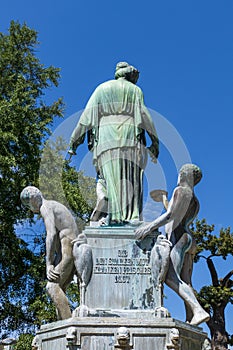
{"left": 1, "top": 0, "right": 233, "bottom": 339}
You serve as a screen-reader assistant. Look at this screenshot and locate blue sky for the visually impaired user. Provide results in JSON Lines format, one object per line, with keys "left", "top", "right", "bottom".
{"left": 1, "top": 0, "right": 233, "bottom": 338}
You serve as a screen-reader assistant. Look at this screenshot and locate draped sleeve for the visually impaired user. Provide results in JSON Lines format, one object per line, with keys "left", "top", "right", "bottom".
{"left": 69, "top": 86, "right": 100, "bottom": 153}
{"left": 69, "top": 79, "right": 159, "bottom": 159}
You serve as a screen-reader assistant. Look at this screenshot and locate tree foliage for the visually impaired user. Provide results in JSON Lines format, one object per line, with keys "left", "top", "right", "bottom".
{"left": 192, "top": 219, "right": 233, "bottom": 350}
{"left": 9, "top": 139, "right": 96, "bottom": 346}
{"left": 0, "top": 22, "right": 97, "bottom": 343}
{"left": 0, "top": 21, "right": 63, "bottom": 338}
{"left": 39, "top": 137, "right": 96, "bottom": 229}
{"left": 0, "top": 20, "right": 63, "bottom": 222}
{"left": 14, "top": 333, "right": 34, "bottom": 350}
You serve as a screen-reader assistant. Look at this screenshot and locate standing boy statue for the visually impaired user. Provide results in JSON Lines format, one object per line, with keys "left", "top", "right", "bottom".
{"left": 20, "top": 186, "right": 78, "bottom": 320}
{"left": 135, "top": 164, "right": 210, "bottom": 326}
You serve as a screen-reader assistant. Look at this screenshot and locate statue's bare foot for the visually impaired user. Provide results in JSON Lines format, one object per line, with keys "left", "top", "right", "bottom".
{"left": 72, "top": 305, "right": 89, "bottom": 318}
{"left": 190, "top": 309, "right": 210, "bottom": 326}
{"left": 128, "top": 219, "right": 143, "bottom": 227}
{"left": 99, "top": 216, "right": 109, "bottom": 226}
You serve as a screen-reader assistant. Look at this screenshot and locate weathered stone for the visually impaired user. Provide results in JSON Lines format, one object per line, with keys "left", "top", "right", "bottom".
{"left": 34, "top": 317, "right": 208, "bottom": 350}
{"left": 166, "top": 328, "right": 180, "bottom": 349}
{"left": 114, "top": 327, "right": 133, "bottom": 349}
{"left": 82, "top": 226, "right": 159, "bottom": 315}
{"left": 31, "top": 205, "right": 209, "bottom": 350}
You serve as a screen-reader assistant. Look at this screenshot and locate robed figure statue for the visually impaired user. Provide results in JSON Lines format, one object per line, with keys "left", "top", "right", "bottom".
{"left": 69, "top": 62, "right": 159, "bottom": 225}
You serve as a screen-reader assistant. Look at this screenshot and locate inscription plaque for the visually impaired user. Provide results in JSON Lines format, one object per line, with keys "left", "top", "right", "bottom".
{"left": 94, "top": 251, "right": 151, "bottom": 283}
{"left": 84, "top": 226, "right": 158, "bottom": 313}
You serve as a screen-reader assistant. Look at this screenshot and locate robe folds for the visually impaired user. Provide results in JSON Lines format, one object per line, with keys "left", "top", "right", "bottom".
{"left": 70, "top": 78, "right": 158, "bottom": 223}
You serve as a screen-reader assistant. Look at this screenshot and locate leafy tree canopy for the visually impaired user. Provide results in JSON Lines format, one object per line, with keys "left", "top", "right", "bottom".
{"left": 0, "top": 20, "right": 63, "bottom": 338}
{"left": 0, "top": 21, "right": 97, "bottom": 342}
{"left": 192, "top": 219, "right": 233, "bottom": 349}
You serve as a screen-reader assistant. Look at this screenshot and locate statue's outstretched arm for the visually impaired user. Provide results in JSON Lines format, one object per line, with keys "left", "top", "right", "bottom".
{"left": 69, "top": 123, "right": 86, "bottom": 155}
{"left": 135, "top": 187, "right": 183, "bottom": 240}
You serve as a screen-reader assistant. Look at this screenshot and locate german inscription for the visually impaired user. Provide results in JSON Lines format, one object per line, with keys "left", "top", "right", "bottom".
{"left": 94, "top": 249, "right": 151, "bottom": 283}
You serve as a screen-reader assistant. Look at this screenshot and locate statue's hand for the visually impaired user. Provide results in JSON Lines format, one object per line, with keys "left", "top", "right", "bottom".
{"left": 68, "top": 149, "right": 76, "bottom": 155}
{"left": 135, "top": 225, "right": 151, "bottom": 241}
{"left": 68, "top": 148, "right": 76, "bottom": 157}
{"left": 147, "top": 145, "right": 158, "bottom": 163}
{"left": 66, "top": 149, "right": 76, "bottom": 162}
{"left": 47, "top": 265, "right": 60, "bottom": 282}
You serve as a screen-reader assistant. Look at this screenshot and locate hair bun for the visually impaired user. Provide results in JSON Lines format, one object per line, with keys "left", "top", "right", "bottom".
{"left": 115, "top": 62, "right": 130, "bottom": 71}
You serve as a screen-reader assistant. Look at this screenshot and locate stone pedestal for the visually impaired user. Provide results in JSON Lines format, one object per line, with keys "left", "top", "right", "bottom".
{"left": 84, "top": 226, "right": 158, "bottom": 315}
{"left": 34, "top": 317, "right": 207, "bottom": 350}
{"left": 33, "top": 226, "right": 208, "bottom": 349}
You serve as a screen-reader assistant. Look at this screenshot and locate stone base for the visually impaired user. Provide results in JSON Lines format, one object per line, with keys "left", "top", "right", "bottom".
{"left": 84, "top": 226, "right": 159, "bottom": 311}
{"left": 34, "top": 316, "right": 208, "bottom": 350}
{"left": 33, "top": 226, "right": 209, "bottom": 349}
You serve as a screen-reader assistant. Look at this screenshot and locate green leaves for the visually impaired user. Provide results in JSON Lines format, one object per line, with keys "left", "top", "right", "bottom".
{"left": 192, "top": 219, "right": 233, "bottom": 260}
{"left": 14, "top": 334, "right": 34, "bottom": 350}
{"left": 39, "top": 138, "right": 96, "bottom": 225}
{"left": 192, "top": 219, "right": 233, "bottom": 347}
{"left": 0, "top": 20, "right": 64, "bottom": 224}
{"left": 0, "top": 21, "right": 63, "bottom": 337}
{"left": 198, "top": 285, "right": 233, "bottom": 314}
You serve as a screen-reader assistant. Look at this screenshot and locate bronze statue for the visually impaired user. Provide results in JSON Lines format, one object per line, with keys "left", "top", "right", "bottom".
{"left": 69, "top": 62, "right": 159, "bottom": 225}
{"left": 135, "top": 164, "right": 210, "bottom": 326}
{"left": 20, "top": 186, "right": 93, "bottom": 320}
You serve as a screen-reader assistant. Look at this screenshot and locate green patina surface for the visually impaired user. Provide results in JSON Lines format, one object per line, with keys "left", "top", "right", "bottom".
{"left": 70, "top": 64, "right": 159, "bottom": 224}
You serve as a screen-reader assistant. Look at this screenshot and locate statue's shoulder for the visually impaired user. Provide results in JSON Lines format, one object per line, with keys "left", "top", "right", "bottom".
{"left": 123, "top": 79, "right": 143, "bottom": 95}
{"left": 95, "top": 79, "right": 115, "bottom": 90}
{"left": 89, "top": 80, "right": 115, "bottom": 98}
{"left": 42, "top": 199, "right": 69, "bottom": 213}
{"left": 93, "top": 79, "right": 143, "bottom": 98}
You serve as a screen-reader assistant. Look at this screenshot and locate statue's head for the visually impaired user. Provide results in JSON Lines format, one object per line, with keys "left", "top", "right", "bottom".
{"left": 20, "top": 186, "right": 43, "bottom": 213}
{"left": 32, "top": 335, "right": 40, "bottom": 350}
{"left": 72, "top": 233, "right": 88, "bottom": 247}
{"left": 169, "top": 328, "right": 180, "bottom": 346}
{"left": 116, "top": 327, "right": 130, "bottom": 346}
{"left": 66, "top": 327, "right": 77, "bottom": 346}
{"left": 178, "top": 164, "right": 202, "bottom": 187}
{"left": 115, "top": 61, "right": 139, "bottom": 84}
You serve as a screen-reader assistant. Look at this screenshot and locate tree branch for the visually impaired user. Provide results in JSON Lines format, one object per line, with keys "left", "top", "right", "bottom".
{"left": 221, "top": 270, "right": 233, "bottom": 287}
{"left": 198, "top": 255, "right": 207, "bottom": 260}
{"left": 207, "top": 257, "right": 219, "bottom": 286}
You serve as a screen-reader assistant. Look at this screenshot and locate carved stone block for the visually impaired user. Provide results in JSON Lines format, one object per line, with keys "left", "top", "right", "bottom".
{"left": 35, "top": 316, "right": 208, "bottom": 350}
{"left": 84, "top": 226, "right": 160, "bottom": 315}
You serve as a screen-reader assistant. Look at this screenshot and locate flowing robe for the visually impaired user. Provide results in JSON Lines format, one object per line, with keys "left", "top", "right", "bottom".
{"left": 70, "top": 78, "right": 158, "bottom": 223}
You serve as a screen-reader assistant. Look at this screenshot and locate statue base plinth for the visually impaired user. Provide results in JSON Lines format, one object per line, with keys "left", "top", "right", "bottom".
{"left": 34, "top": 317, "right": 207, "bottom": 350}
{"left": 33, "top": 226, "right": 208, "bottom": 349}
{"left": 84, "top": 225, "right": 159, "bottom": 311}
